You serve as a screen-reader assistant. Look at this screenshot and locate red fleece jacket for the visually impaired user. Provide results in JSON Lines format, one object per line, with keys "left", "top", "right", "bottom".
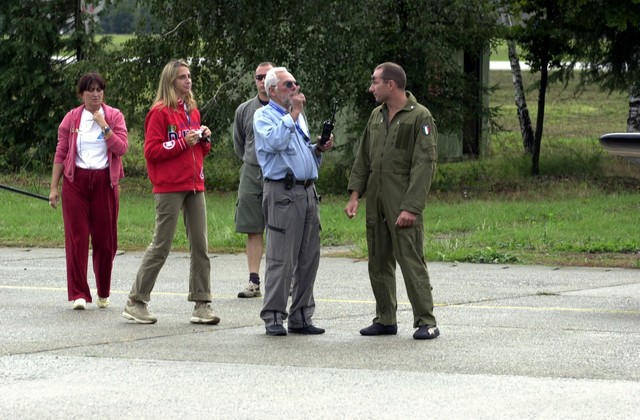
{"left": 143, "top": 101, "right": 211, "bottom": 193}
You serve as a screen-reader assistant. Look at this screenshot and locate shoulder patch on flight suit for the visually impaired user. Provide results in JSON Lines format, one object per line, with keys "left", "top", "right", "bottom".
{"left": 420, "top": 119, "right": 437, "bottom": 160}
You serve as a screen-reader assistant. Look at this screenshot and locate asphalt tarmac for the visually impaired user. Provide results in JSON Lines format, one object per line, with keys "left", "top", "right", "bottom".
{"left": 1, "top": 247, "right": 639, "bottom": 419}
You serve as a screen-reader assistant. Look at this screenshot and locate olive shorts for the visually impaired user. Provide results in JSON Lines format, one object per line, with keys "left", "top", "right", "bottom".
{"left": 235, "top": 162, "right": 265, "bottom": 233}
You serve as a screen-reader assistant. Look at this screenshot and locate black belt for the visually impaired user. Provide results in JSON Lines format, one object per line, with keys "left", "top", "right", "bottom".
{"left": 265, "top": 178, "right": 315, "bottom": 188}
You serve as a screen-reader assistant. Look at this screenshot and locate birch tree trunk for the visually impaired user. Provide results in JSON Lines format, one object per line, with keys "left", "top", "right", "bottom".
{"left": 628, "top": 88, "right": 640, "bottom": 133}
{"left": 532, "top": 59, "right": 549, "bottom": 176}
{"left": 500, "top": 11, "right": 535, "bottom": 155}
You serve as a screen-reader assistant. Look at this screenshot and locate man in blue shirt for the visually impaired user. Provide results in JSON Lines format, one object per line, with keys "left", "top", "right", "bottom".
{"left": 253, "top": 67, "right": 333, "bottom": 336}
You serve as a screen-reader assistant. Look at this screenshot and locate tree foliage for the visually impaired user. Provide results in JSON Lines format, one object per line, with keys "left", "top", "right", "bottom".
{"left": 498, "top": 8, "right": 535, "bottom": 155}
{"left": 567, "top": 0, "right": 640, "bottom": 132}
{"left": 506, "top": 0, "right": 580, "bottom": 175}
{"left": 0, "top": 0, "right": 500, "bottom": 185}
{"left": 0, "top": 0, "right": 105, "bottom": 172}
{"left": 104, "top": 0, "right": 500, "bottom": 189}
{"left": 98, "top": 0, "right": 147, "bottom": 34}
{"left": 3, "top": 0, "right": 640, "bottom": 184}
{"left": 501, "top": 0, "right": 640, "bottom": 174}
{"left": 568, "top": 0, "right": 640, "bottom": 94}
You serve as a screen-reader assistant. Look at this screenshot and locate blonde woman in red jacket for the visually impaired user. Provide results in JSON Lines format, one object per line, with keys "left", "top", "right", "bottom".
{"left": 49, "top": 72, "right": 129, "bottom": 310}
{"left": 122, "top": 59, "right": 220, "bottom": 325}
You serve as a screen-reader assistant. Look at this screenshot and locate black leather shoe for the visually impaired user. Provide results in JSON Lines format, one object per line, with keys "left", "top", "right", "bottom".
{"left": 359, "top": 322, "right": 398, "bottom": 336}
{"left": 265, "top": 325, "right": 287, "bottom": 336}
{"left": 413, "top": 325, "right": 440, "bottom": 340}
{"left": 288, "top": 324, "right": 325, "bottom": 335}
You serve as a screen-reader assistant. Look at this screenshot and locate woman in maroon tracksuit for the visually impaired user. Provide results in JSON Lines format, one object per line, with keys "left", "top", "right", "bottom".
{"left": 49, "top": 72, "right": 129, "bottom": 310}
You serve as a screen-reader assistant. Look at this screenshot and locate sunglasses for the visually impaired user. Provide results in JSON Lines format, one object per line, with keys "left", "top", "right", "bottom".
{"left": 255, "top": 74, "right": 267, "bottom": 81}
{"left": 282, "top": 80, "right": 300, "bottom": 90}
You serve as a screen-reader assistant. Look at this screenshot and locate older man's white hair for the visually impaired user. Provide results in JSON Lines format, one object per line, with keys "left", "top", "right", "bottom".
{"left": 264, "top": 67, "right": 288, "bottom": 99}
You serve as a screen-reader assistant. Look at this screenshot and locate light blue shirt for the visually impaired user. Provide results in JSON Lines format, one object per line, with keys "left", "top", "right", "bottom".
{"left": 253, "top": 100, "right": 322, "bottom": 181}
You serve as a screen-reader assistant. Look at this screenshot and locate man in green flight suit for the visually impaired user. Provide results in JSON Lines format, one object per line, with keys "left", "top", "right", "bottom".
{"left": 345, "top": 62, "right": 440, "bottom": 340}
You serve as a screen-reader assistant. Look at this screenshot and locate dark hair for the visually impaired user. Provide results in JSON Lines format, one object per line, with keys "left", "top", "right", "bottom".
{"left": 376, "top": 62, "right": 406, "bottom": 90}
{"left": 77, "top": 72, "right": 106, "bottom": 95}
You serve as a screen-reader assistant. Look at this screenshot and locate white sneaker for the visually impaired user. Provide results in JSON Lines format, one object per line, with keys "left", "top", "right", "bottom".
{"left": 122, "top": 300, "right": 157, "bottom": 324}
{"left": 190, "top": 303, "right": 221, "bottom": 324}
{"left": 72, "top": 298, "right": 87, "bottom": 310}
{"left": 97, "top": 297, "right": 110, "bottom": 309}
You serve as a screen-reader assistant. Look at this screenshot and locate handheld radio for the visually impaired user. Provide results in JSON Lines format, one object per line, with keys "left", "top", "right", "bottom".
{"left": 319, "top": 100, "right": 339, "bottom": 146}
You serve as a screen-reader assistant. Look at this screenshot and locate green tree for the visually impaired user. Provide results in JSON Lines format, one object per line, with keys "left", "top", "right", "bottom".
{"left": 502, "top": 0, "right": 640, "bottom": 175}
{"left": 0, "top": 0, "right": 104, "bottom": 172}
{"left": 508, "top": 0, "right": 577, "bottom": 176}
{"left": 568, "top": 0, "right": 640, "bottom": 132}
{"left": 97, "top": 0, "right": 154, "bottom": 34}
{"left": 356, "top": 0, "right": 499, "bottom": 156}
{"left": 1, "top": 0, "right": 501, "bottom": 185}
{"left": 102, "top": 0, "right": 499, "bottom": 190}
{"left": 498, "top": 5, "right": 535, "bottom": 155}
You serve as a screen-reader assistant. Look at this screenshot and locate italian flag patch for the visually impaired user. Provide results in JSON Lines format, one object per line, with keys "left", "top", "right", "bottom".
{"left": 422, "top": 124, "right": 431, "bottom": 136}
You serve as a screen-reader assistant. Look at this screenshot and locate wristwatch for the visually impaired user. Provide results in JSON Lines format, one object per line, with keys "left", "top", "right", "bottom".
{"left": 102, "top": 125, "right": 111, "bottom": 135}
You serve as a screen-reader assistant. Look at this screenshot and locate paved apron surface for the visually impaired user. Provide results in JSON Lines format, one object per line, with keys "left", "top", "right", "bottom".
{"left": 1, "top": 247, "right": 639, "bottom": 419}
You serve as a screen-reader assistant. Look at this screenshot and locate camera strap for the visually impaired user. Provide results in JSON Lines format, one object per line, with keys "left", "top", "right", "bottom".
{"left": 183, "top": 102, "right": 192, "bottom": 128}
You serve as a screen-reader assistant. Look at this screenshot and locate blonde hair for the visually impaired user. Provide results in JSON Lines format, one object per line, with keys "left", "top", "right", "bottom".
{"left": 152, "top": 59, "right": 197, "bottom": 112}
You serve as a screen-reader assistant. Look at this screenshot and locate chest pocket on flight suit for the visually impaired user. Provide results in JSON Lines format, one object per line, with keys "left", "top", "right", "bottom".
{"left": 368, "top": 121, "right": 383, "bottom": 157}
{"left": 395, "top": 123, "right": 413, "bottom": 150}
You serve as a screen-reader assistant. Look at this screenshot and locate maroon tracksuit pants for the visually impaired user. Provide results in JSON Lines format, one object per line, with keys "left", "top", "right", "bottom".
{"left": 62, "top": 167, "right": 119, "bottom": 302}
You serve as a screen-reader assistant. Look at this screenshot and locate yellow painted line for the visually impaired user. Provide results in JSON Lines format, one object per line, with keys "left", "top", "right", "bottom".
{"left": 0, "top": 285, "right": 378, "bottom": 302}
{"left": 0, "top": 285, "right": 67, "bottom": 292}
{"left": 0, "top": 285, "right": 189, "bottom": 297}
{"left": 448, "top": 303, "right": 640, "bottom": 315}
{"left": 317, "top": 298, "right": 380, "bottom": 305}
{"left": 2, "top": 285, "right": 638, "bottom": 315}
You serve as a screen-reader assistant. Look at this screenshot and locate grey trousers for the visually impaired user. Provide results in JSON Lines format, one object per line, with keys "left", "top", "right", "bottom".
{"left": 260, "top": 181, "right": 321, "bottom": 328}
{"left": 129, "top": 191, "right": 212, "bottom": 303}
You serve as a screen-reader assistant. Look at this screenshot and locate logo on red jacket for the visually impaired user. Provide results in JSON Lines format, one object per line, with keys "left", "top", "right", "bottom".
{"left": 164, "top": 125, "right": 178, "bottom": 149}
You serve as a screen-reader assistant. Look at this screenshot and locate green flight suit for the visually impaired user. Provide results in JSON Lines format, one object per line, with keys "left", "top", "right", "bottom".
{"left": 348, "top": 92, "right": 438, "bottom": 327}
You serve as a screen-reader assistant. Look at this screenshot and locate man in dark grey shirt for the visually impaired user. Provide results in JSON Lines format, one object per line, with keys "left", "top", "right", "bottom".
{"left": 233, "top": 62, "right": 273, "bottom": 298}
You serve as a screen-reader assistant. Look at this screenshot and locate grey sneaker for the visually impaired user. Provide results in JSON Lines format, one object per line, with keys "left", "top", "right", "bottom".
{"left": 122, "top": 300, "right": 157, "bottom": 324}
{"left": 190, "top": 303, "right": 220, "bottom": 324}
{"left": 237, "top": 281, "right": 261, "bottom": 298}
